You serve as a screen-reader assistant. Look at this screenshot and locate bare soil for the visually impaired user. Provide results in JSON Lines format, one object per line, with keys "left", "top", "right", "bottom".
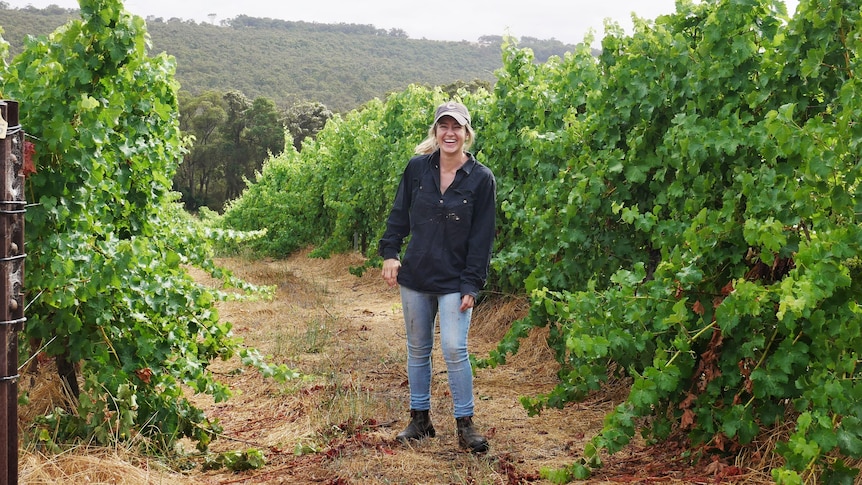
{"left": 19, "top": 249, "right": 772, "bottom": 484}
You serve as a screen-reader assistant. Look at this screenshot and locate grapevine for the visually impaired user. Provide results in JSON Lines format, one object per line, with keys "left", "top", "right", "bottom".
{"left": 0, "top": 0, "right": 295, "bottom": 452}
{"left": 482, "top": 0, "right": 862, "bottom": 482}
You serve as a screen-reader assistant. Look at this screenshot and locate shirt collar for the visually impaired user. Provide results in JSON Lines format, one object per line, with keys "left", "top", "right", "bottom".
{"left": 430, "top": 150, "right": 476, "bottom": 174}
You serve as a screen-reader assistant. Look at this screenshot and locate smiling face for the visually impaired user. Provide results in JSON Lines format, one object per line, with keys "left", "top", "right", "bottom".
{"left": 435, "top": 115, "right": 467, "bottom": 156}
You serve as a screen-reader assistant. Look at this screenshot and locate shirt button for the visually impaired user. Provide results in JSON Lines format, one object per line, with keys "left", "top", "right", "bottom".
{"left": 439, "top": 200, "right": 443, "bottom": 204}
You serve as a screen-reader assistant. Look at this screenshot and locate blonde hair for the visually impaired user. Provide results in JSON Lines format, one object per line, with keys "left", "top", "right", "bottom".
{"left": 414, "top": 121, "right": 476, "bottom": 155}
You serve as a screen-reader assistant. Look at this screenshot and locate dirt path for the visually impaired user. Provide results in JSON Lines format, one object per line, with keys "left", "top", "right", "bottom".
{"left": 177, "top": 249, "right": 640, "bottom": 484}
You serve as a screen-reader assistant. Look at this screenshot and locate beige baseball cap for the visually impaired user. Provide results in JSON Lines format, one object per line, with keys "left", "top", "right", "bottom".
{"left": 433, "top": 102, "right": 471, "bottom": 126}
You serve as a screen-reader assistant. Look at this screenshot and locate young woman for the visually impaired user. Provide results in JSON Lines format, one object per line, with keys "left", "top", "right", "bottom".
{"left": 378, "top": 101, "right": 496, "bottom": 453}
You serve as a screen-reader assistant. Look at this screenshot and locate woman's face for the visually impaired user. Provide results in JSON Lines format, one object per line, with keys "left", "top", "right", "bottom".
{"left": 435, "top": 116, "right": 467, "bottom": 156}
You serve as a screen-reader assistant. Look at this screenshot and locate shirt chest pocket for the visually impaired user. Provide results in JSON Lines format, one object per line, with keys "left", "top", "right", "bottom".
{"left": 446, "top": 189, "right": 475, "bottom": 225}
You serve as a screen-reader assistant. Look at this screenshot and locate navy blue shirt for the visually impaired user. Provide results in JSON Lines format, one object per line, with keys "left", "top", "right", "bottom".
{"left": 379, "top": 150, "right": 496, "bottom": 298}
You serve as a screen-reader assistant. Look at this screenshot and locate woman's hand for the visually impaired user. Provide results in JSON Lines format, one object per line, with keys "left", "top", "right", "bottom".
{"left": 382, "top": 258, "right": 401, "bottom": 288}
{"left": 460, "top": 294, "right": 475, "bottom": 312}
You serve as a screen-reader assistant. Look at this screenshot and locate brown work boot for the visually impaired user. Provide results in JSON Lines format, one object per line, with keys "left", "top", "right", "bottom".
{"left": 396, "top": 409, "right": 436, "bottom": 442}
{"left": 456, "top": 416, "right": 489, "bottom": 453}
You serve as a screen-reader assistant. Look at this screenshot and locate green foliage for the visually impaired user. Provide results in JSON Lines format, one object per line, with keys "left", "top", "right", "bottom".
{"left": 220, "top": 91, "right": 286, "bottom": 204}
{"left": 483, "top": 36, "right": 608, "bottom": 295}
{"left": 283, "top": 101, "right": 333, "bottom": 152}
{"left": 174, "top": 89, "right": 286, "bottom": 212}
{"left": 175, "top": 89, "right": 228, "bottom": 210}
{"left": 202, "top": 448, "right": 267, "bottom": 471}
{"left": 0, "top": 26, "right": 7, "bottom": 63}
{"left": 481, "top": 0, "right": 862, "bottom": 481}
{"left": 222, "top": 0, "right": 862, "bottom": 481}
{"left": 1, "top": 0, "right": 296, "bottom": 453}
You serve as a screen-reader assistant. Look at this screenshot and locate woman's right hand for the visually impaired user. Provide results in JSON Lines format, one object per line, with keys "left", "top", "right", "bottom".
{"left": 382, "top": 258, "right": 401, "bottom": 288}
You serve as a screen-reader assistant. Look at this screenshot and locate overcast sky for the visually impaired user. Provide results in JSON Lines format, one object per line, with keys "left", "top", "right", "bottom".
{"left": 5, "top": 0, "right": 801, "bottom": 47}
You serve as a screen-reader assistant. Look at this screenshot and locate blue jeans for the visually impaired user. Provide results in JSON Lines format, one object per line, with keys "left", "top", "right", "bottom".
{"left": 400, "top": 285, "right": 475, "bottom": 418}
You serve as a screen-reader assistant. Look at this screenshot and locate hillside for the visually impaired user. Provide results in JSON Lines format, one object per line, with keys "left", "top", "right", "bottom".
{"left": 0, "top": 5, "right": 578, "bottom": 112}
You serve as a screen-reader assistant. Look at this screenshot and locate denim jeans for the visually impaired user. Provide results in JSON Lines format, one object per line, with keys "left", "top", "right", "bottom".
{"left": 400, "top": 285, "right": 475, "bottom": 418}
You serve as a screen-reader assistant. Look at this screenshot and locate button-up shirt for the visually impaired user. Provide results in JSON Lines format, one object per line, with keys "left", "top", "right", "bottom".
{"left": 379, "top": 150, "right": 496, "bottom": 298}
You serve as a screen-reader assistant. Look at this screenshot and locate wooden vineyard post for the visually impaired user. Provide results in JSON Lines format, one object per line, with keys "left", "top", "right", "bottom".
{"left": 0, "top": 100, "right": 26, "bottom": 485}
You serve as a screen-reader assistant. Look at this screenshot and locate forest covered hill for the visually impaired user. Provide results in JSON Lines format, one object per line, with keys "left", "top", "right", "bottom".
{"left": 0, "top": 4, "right": 580, "bottom": 112}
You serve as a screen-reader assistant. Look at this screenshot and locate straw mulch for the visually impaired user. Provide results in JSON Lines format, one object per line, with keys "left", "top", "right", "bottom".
{"left": 16, "top": 248, "right": 812, "bottom": 484}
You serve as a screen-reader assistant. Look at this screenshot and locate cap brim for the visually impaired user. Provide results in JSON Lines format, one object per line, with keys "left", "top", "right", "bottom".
{"left": 434, "top": 111, "right": 469, "bottom": 125}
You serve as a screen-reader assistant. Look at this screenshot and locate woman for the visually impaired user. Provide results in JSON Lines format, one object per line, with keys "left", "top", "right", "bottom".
{"left": 378, "top": 101, "right": 496, "bottom": 453}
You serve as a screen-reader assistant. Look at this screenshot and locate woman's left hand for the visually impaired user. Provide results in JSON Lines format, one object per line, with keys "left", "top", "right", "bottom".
{"left": 460, "top": 294, "right": 475, "bottom": 312}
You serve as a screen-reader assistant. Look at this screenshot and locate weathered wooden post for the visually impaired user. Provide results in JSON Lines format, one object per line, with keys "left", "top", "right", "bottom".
{"left": 0, "top": 100, "right": 26, "bottom": 485}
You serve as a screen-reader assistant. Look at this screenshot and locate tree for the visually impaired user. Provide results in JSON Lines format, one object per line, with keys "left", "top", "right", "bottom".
{"left": 244, "top": 96, "right": 285, "bottom": 165}
{"left": 219, "top": 91, "right": 285, "bottom": 204}
{"left": 478, "top": 35, "right": 503, "bottom": 47}
{"left": 176, "top": 90, "right": 227, "bottom": 210}
{"left": 174, "top": 89, "right": 285, "bottom": 211}
{"left": 283, "top": 101, "right": 332, "bottom": 152}
{"left": 439, "top": 79, "right": 492, "bottom": 98}
{"left": 219, "top": 90, "right": 251, "bottom": 204}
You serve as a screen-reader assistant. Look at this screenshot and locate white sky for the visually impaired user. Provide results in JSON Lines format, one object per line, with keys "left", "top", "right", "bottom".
{"left": 4, "top": 0, "right": 800, "bottom": 47}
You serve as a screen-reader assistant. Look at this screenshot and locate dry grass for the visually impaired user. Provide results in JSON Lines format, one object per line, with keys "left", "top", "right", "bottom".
{"left": 17, "top": 248, "right": 831, "bottom": 484}
{"left": 20, "top": 446, "right": 187, "bottom": 484}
